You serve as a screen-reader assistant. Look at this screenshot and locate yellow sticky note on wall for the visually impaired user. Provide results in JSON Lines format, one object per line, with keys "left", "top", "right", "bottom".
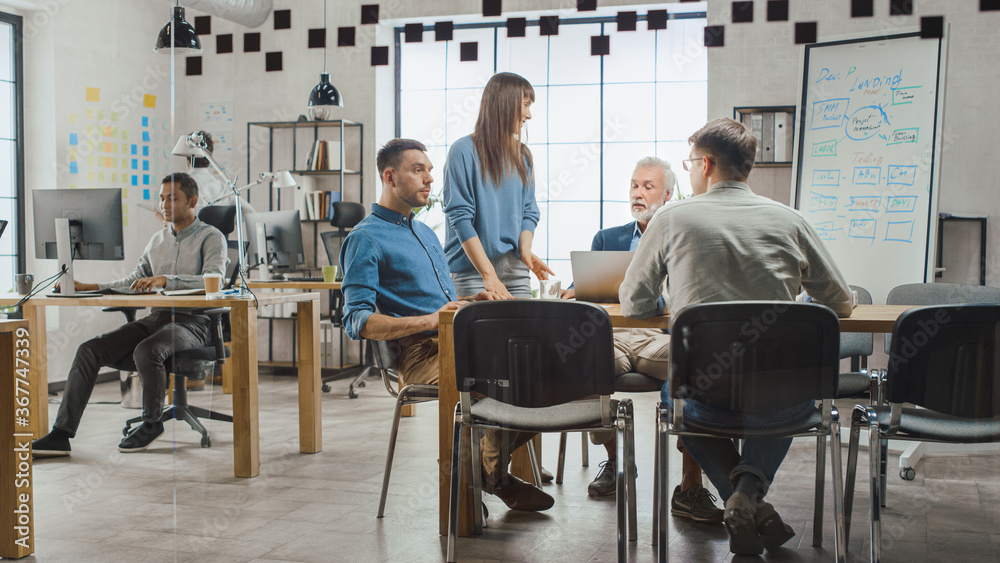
{"left": 69, "top": 113, "right": 77, "bottom": 124}
{"left": 122, "top": 188, "right": 127, "bottom": 197}
{"left": 98, "top": 110, "right": 104, "bottom": 120}
{"left": 111, "top": 112, "right": 118, "bottom": 122}
{"left": 113, "top": 173, "right": 119, "bottom": 182}
{"left": 143, "top": 94, "right": 156, "bottom": 108}
{"left": 69, "top": 148, "right": 77, "bottom": 159}
{"left": 123, "top": 216, "right": 129, "bottom": 227}
{"left": 87, "top": 155, "right": 95, "bottom": 166}
{"left": 121, "top": 130, "right": 128, "bottom": 141}
{"left": 86, "top": 87, "right": 100, "bottom": 102}
{"left": 98, "top": 172, "right": 105, "bottom": 182}
{"left": 87, "top": 171, "right": 95, "bottom": 181}
{"left": 86, "top": 124, "right": 94, "bottom": 135}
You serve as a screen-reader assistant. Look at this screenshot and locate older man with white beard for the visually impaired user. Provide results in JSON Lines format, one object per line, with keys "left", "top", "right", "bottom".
{"left": 560, "top": 157, "right": 724, "bottom": 523}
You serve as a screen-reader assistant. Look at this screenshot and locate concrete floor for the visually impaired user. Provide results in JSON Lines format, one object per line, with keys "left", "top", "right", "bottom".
{"left": 27, "top": 374, "right": 1000, "bottom": 562}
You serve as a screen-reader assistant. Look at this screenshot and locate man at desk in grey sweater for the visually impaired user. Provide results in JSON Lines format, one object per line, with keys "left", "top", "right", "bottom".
{"left": 32, "top": 172, "right": 228, "bottom": 456}
{"left": 620, "top": 118, "right": 851, "bottom": 556}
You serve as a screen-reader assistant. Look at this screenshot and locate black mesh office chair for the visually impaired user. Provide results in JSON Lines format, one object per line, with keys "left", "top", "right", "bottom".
{"left": 653, "top": 301, "right": 847, "bottom": 562}
{"left": 105, "top": 205, "right": 238, "bottom": 447}
{"left": 843, "top": 304, "right": 1000, "bottom": 561}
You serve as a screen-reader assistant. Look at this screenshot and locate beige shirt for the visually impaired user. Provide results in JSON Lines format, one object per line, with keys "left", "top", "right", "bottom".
{"left": 619, "top": 181, "right": 852, "bottom": 320}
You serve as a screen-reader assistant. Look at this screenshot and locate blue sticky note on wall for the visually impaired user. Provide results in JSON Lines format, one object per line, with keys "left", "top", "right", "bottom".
{"left": 131, "top": 145, "right": 137, "bottom": 155}
{"left": 69, "top": 133, "right": 78, "bottom": 145}
{"left": 131, "top": 159, "right": 138, "bottom": 169}
{"left": 70, "top": 162, "right": 78, "bottom": 173}
{"left": 143, "top": 189, "right": 150, "bottom": 200}
{"left": 142, "top": 132, "right": 150, "bottom": 142}
{"left": 132, "top": 175, "right": 138, "bottom": 186}
{"left": 142, "top": 146, "right": 149, "bottom": 156}
{"left": 142, "top": 161, "right": 149, "bottom": 171}
{"left": 143, "top": 174, "right": 150, "bottom": 185}
{"left": 142, "top": 116, "right": 148, "bottom": 127}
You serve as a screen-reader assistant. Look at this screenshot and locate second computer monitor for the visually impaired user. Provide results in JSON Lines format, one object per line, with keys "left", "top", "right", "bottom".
{"left": 246, "top": 210, "right": 305, "bottom": 270}
{"left": 33, "top": 188, "right": 124, "bottom": 260}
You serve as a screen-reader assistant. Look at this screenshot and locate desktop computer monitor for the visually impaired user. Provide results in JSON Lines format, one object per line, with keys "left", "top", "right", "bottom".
{"left": 245, "top": 210, "right": 305, "bottom": 272}
{"left": 33, "top": 188, "right": 124, "bottom": 295}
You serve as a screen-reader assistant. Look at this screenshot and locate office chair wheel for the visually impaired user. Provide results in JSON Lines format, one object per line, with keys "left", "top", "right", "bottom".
{"left": 358, "top": 380, "right": 367, "bottom": 388}
{"left": 322, "top": 383, "right": 331, "bottom": 393}
{"left": 900, "top": 467, "right": 916, "bottom": 480}
{"left": 201, "top": 435, "right": 212, "bottom": 448}
{"left": 348, "top": 386, "right": 358, "bottom": 399}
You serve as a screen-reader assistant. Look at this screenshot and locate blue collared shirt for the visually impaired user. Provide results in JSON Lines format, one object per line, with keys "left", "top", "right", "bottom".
{"left": 629, "top": 222, "right": 642, "bottom": 251}
{"left": 340, "top": 204, "right": 458, "bottom": 340}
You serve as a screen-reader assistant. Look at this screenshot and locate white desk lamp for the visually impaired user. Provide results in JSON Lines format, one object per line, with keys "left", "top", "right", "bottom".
{"left": 171, "top": 131, "right": 298, "bottom": 297}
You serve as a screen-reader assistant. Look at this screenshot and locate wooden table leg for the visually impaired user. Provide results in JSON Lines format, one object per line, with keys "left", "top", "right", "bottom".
{"left": 230, "top": 303, "right": 260, "bottom": 478}
{"left": 1, "top": 320, "right": 34, "bottom": 558}
{"left": 221, "top": 341, "right": 233, "bottom": 394}
{"left": 438, "top": 322, "right": 473, "bottom": 537}
{"left": 297, "top": 299, "right": 321, "bottom": 453}
{"left": 22, "top": 306, "right": 47, "bottom": 439}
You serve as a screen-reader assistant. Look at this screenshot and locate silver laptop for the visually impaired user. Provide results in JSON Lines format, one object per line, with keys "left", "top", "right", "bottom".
{"left": 571, "top": 251, "right": 635, "bottom": 303}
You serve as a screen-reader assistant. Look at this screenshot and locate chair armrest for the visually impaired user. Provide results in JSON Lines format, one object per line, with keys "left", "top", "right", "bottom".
{"left": 197, "top": 307, "right": 230, "bottom": 362}
{"left": 101, "top": 307, "right": 144, "bottom": 323}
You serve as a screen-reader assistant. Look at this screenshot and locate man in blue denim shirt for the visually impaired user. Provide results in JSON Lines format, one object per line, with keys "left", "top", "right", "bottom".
{"left": 340, "top": 139, "right": 553, "bottom": 512}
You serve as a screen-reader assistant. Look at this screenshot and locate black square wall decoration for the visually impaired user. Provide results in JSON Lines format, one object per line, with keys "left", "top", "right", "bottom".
{"left": 890, "top": 0, "right": 913, "bottom": 15}
{"left": 506, "top": 18, "right": 526, "bottom": 38}
{"left": 540, "top": 15, "right": 560, "bottom": 36}
{"left": 983, "top": 0, "right": 1000, "bottom": 11}
{"left": 483, "top": 0, "right": 502, "bottom": 17}
{"left": 186, "top": 56, "right": 202, "bottom": 76}
{"left": 194, "top": 16, "right": 211, "bottom": 36}
{"left": 767, "top": 0, "right": 789, "bottom": 21}
{"left": 704, "top": 25, "right": 725, "bottom": 47}
{"left": 733, "top": 2, "right": 753, "bottom": 23}
{"left": 591, "top": 35, "right": 610, "bottom": 56}
{"left": 216, "top": 34, "right": 233, "bottom": 54}
{"left": 647, "top": 10, "right": 668, "bottom": 30}
{"left": 795, "top": 21, "right": 818, "bottom": 44}
{"left": 851, "top": 0, "right": 874, "bottom": 17}
{"left": 460, "top": 42, "right": 478, "bottom": 61}
{"left": 920, "top": 16, "right": 944, "bottom": 38}
{"left": 616, "top": 11, "right": 637, "bottom": 31}
{"left": 435, "top": 21, "right": 454, "bottom": 41}
{"left": 265, "top": 51, "right": 283, "bottom": 71}
{"left": 338, "top": 27, "right": 356, "bottom": 47}
{"left": 244, "top": 32, "right": 261, "bottom": 52}
{"left": 361, "top": 4, "right": 379, "bottom": 24}
{"left": 578, "top": 0, "right": 597, "bottom": 11}
{"left": 404, "top": 23, "right": 423, "bottom": 43}
{"left": 308, "top": 28, "right": 326, "bottom": 49}
{"left": 273, "top": 9, "right": 291, "bottom": 30}
{"left": 371, "top": 45, "right": 389, "bottom": 66}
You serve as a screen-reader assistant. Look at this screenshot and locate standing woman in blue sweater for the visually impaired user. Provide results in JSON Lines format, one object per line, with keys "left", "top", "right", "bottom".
{"left": 443, "top": 72, "right": 554, "bottom": 299}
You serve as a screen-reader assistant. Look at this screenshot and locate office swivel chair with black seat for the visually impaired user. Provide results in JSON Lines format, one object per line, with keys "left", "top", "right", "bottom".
{"left": 319, "top": 201, "right": 374, "bottom": 397}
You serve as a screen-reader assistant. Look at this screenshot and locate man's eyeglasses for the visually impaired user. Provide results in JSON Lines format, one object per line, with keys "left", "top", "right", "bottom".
{"left": 682, "top": 156, "right": 715, "bottom": 171}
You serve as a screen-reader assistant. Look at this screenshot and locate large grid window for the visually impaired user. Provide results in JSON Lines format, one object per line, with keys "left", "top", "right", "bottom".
{"left": 0, "top": 12, "right": 23, "bottom": 296}
{"left": 397, "top": 7, "right": 707, "bottom": 283}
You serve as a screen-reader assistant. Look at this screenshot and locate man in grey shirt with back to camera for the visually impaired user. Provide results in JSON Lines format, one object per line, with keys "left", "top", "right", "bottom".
{"left": 620, "top": 118, "right": 852, "bottom": 556}
{"left": 32, "top": 172, "right": 228, "bottom": 457}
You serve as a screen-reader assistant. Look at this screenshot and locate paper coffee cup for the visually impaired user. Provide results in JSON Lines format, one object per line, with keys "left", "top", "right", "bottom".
{"left": 322, "top": 265, "right": 338, "bottom": 283}
{"left": 203, "top": 273, "right": 223, "bottom": 294}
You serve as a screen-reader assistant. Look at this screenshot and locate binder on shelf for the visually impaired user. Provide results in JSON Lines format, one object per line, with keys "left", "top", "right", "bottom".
{"left": 749, "top": 113, "right": 764, "bottom": 162}
{"left": 773, "top": 111, "right": 793, "bottom": 162}
{"left": 326, "top": 191, "right": 341, "bottom": 220}
{"left": 761, "top": 112, "right": 775, "bottom": 163}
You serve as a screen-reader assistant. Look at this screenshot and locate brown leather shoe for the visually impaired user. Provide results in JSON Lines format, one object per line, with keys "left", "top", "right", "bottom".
{"left": 482, "top": 471, "right": 554, "bottom": 512}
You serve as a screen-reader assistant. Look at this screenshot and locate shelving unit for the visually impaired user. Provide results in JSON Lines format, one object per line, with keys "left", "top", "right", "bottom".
{"left": 246, "top": 119, "right": 365, "bottom": 373}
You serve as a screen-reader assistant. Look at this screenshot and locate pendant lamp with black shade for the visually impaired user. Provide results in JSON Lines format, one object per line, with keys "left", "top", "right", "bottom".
{"left": 307, "top": 0, "right": 343, "bottom": 120}
{"left": 154, "top": 2, "right": 203, "bottom": 54}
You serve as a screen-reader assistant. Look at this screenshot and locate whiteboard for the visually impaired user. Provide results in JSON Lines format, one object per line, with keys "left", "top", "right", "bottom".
{"left": 792, "top": 32, "right": 946, "bottom": 304}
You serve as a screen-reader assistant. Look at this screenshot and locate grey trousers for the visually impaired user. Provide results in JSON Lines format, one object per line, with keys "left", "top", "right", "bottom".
{"left": 54, "top": 310, "right": 211, "bottom": 436}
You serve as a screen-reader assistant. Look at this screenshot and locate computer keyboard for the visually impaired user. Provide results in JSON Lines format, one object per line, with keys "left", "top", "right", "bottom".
{"left": 279, "top": 275, "right": 326, "bottom": 282}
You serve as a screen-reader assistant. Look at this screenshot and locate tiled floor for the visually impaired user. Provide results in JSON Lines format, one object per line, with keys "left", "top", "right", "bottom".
{"left": 28, "top": 375, "right": 1000, "bottom": 562}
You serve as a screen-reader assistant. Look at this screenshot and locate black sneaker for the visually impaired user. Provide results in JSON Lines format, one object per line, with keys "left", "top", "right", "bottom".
{"left": 724, "top": 492, "right": 764, "bottom": 556}
{"left": 587, "top": 459, "right": 617, "bottom": 497}
{"left": 118, "top": 421, "right": 164, "bottom": 452}
{"left": 32, "top": 430, "right": 71, "bottom": 458}
{"left": 671, "top": 484, "right": 724, "bottom": 523}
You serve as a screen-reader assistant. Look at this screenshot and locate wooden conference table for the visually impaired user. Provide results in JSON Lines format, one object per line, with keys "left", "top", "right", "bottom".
{"left": 0, "top": 291, "right": 322, "bottom": 479}
{"left": 436, "top": 303, "right": 917, "bottom": 536}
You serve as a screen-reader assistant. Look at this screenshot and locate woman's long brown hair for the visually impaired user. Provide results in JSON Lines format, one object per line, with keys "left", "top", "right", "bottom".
{"left": 471, "top": 72, "right": 535, "bottom": 187}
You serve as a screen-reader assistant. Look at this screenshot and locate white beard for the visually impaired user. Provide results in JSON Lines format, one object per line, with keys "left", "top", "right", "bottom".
{"left": 630, "top": 200, "right": 664, "bottom": 223}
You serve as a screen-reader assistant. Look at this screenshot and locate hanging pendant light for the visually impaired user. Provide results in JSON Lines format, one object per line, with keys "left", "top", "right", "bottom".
{"left": 154, "top": 3, "right": 203, "bottom": 54}
{"left": 307, "top": 0, "right": 344, "bottom": 119}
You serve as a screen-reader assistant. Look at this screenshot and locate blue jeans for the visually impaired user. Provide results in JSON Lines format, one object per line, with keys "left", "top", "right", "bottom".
{"left": 662, "top": 385, "right": 814, "bottom": 502}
